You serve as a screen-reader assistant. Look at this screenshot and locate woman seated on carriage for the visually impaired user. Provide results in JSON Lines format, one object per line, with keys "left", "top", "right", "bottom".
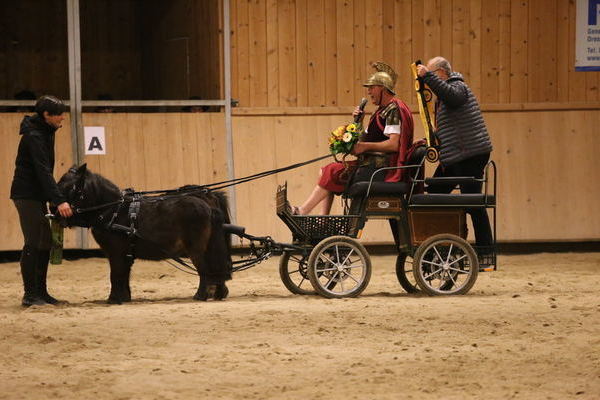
{"left": 293, "top": 62, "right": 415, "bottom": 215}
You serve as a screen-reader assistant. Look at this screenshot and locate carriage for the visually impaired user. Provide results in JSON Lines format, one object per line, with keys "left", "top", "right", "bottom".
{"left": 229, "top": 144, "right": 498, "bottom": 299}
{"left": 53, "top": 136, "right": 497, "bottom": 302}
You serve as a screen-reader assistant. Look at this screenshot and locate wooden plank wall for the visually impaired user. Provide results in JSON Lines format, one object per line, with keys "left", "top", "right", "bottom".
{"left": 0, "top": 0, "right": 222, "bottom": 102}
{"left": 0, "top": 113, "right": 228, "bottom": 251}
{"left": 230, "top": 0, "right": 600, "bottom": 108}
{"left": 80, "top": 0, "right": 144, "bottom": 100}
{"left": 0, "top": 0, "right": 69, "bottom": 100}
{"left": 1, "top": 108, "right": 599, "bottom": 251}
{"left": 140, "top": 0, "right": 223, "bottom": 101}
{"left": 233, "top": 109, "right": 600, "bottom": 244}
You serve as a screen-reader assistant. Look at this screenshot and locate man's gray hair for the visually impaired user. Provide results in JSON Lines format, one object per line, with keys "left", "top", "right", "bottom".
{"left": 431, "top": 57, "right": 452, "bottom": 75}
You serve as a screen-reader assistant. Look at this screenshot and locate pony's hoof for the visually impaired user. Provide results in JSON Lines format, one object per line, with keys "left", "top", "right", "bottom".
{"left": 193, "top": 292, "right": 208, "bottom": 301}
{"left": 214, "top": 284, "right": 229, "bottom": 300}
{"left": 194, "top": 284, "right": 219, "bottom": 301}
{"left": 107, "top": 297, "right": 123, "bottom": 305}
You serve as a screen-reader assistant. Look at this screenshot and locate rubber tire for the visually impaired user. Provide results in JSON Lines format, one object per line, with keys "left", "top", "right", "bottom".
{"left": 307, "top": 236, "right": 371, "bottom": 299}
{"left": 279, "top": 251, "right": 314, "bottom": 295}
{"left": 412, "top": 234, "right": 479, "bottom": 296}
{"left": 395, "top": 253, "right": 420, "bottom": 293}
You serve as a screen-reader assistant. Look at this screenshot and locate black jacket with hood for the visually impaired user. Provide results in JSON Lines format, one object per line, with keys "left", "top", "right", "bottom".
{"left": 422, "top": 71, "right": 493, "bottom": 166}
{"left": 10, "top": 114, "right": 66, "bottom": 205}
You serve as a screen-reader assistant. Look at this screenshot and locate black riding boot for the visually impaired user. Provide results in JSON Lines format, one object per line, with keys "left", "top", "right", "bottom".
{"left": 20, "top": 246, "right": 45, "bottom": 307}
{"left": 36, "top": 250, "right": 61, "bottom": 305}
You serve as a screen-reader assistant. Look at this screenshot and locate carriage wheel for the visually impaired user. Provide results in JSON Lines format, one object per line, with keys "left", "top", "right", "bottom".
{"left": 412, "top": 234, "right": 479, "bottom": 296}
{"left": 395, "top": 253, "right": 419, "bottom": 294}
{"left": 279, "top": 251, "right": 315, "bottom": 295}
{"left": 307, "top": 236, "right": 371, "bottom": 298}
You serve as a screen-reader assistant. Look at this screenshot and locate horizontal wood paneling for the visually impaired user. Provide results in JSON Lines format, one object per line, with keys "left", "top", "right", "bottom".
{"left": 0, "top": 113, "right": 228, "bottom": 251}
{"left": 229, "top": 0, "right": 600, "bottom": 108}
{"left": 232, "top": 109, "right": 600, "bottom": 243}
{"left": 1, "top": 108, "right": 599, "bottom": 251}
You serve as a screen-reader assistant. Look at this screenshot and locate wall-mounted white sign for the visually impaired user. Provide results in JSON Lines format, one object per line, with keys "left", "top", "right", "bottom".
{"left": 84, "top": 126, "right": 106, "bottom": 155}
{"left": 576, "top": 0, "right": 600, "bottom": 71}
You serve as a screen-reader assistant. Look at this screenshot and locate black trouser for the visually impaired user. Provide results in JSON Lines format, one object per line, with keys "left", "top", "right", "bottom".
{"left": 13, "top": 199, "right": 52, "bottom": 250}
{"left": 427, "top": 153, "right": 493, "bottom": 248}
{"left": 13, "top": 199, "right": 54, "bottom": 303}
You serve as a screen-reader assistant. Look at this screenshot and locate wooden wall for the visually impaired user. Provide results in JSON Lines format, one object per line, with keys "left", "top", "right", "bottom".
{"left": 232, "top": 109, "right": 600, "bottom": 244}
{"left": 140, "top": 0, "right": 223, "bottom": 101}
{"left": 1, "top": 0, "right": 599, "bottom": 251}
{"left": 0, "top": 0, "right": 222, "bottom": 102}
{"left": 0, "top": 113, "right": 228, "bottom": 251}
{"left": 0, "top": 0, "right": 69, "bottom": 100}
{"left": 1, "top": 106, "right": 599, "bottom": 251}
{"left": 230, "top": 0, "right": 600, "bottom": 108}
{"left": 80, "top": 0, "right": 144, "bottom": 100}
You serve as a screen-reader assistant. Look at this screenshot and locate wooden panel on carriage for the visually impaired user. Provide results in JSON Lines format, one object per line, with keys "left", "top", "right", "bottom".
{"left": 365, "top": 197, "right": 403, "bottom": 218}
{"left": 408, "top": 209, "right": 467, "bottom": 246}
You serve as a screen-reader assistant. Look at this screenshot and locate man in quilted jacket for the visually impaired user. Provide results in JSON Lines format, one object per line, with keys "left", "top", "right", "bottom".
{"left": 417, "top": 57, "right": 493, "bottom": 249}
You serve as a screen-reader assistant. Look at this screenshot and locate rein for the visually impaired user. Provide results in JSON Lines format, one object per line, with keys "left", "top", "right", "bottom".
{"left": 121, "top": 154, "right": 331, "bottom": 197}
{"left": 74, "top": 199, "right": 125, "bottom": 215}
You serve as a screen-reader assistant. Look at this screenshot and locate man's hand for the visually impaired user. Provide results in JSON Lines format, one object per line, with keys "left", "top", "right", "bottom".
{"left": 57, "top": 202, "right": 73, "bottom": 218}
{"left": 416, "top": 64, "right": 429, "bottom": 77}
{"left": 351, "top": 142, "right": 367, "bottom": 155}
{"left": 352, "top": 106, "right": 364, "bottom": 122}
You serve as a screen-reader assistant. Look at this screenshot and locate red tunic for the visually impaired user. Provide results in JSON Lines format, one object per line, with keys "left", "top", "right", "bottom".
{"left": 318, "top": 99, "right": 414, "bottom": 193}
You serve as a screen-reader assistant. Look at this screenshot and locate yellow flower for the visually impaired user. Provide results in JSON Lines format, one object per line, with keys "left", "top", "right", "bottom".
{"left": 342, "top": 132, "right": 353, "bottom": 143}
{"left": 333, "top": 126, "right": 345, "bottom": 139}
{"left": 328, "top": 136, "right": 336, "bottom": 145}
{"left": 346, "top": 123, "right": 356, "bottom": 133}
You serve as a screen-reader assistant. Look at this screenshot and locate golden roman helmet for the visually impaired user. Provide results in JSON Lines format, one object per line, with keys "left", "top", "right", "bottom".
{"left": 363, "top": 61, "right": 398, "bottom": 95}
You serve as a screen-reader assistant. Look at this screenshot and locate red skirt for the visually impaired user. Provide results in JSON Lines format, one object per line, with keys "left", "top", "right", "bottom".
{"left": 318, "top": 161, "right": 357, "bottom": 194}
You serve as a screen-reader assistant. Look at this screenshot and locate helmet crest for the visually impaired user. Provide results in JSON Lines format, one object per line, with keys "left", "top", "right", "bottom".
{"left": 363, "top": 62, "right": 397, "bottom": 95}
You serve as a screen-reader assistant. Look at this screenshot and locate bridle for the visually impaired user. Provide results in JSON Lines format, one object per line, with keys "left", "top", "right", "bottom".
{"left": 64, "top": 168, "right": 126, "bottom": 227}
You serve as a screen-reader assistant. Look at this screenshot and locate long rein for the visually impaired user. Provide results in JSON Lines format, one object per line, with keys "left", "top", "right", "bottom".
{"left": 68, "top": 153, "right": 331, "bottom": 273}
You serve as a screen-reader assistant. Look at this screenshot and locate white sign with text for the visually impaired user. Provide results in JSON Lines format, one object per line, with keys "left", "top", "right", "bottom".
{"left": 84, "top": 126, "right": 106, "bottom": 155}
{"left": 577, "top": 0, "right": 600, "bottom": 71}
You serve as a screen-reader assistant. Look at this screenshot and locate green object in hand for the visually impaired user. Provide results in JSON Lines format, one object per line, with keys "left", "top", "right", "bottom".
{"left": 50, "top": 219, "right": 64, "bottom": 265}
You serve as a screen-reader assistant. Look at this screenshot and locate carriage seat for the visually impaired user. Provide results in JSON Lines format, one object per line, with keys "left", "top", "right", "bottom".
{"left": 410, "top": 193, "right": 496, "bottom": 206}
{"left": 410, "top": 175, "right": 495, "bottom": 206}
{"left": 345, "top": 144, "right": 426, "bottom": 198}
{"left": 345, "top": 181, "right": 409, "bottom": 198}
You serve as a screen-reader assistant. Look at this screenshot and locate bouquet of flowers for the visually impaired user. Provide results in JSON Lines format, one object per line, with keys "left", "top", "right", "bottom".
{"left": 329, "top": 123, "right": 360, "bottom": 155}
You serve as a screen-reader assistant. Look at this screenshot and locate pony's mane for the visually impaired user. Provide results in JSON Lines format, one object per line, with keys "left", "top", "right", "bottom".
{"left": 84, "top": 169, "right": 122, "bottom": 201}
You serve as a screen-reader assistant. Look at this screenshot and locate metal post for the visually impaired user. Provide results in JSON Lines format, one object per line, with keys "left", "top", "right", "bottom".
{"left": 223, "top": 0, "right": 237, "bottom": 226}
{"left": 66, "top": 0, "right": 87, "bottom": 248}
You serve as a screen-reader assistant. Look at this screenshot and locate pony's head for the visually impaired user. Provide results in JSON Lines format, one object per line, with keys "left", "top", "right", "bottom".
{"left": 56, "top": 164, "right": 120, "bottom": 227}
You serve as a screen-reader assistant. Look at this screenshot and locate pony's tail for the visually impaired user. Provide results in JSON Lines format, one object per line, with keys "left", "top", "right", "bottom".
{"left": 211, "top": 191, "right": 232, "bottom": 259}
{"left": 212, "top": 191, "right": 231, "bottom": 225}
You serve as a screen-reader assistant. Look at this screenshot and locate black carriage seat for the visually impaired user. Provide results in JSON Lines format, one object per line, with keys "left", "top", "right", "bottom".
{"left": 410, "top": 176, "right": 496, "bottom": 207}
{"left": 345, "top": 144, "right": 427, "bottom": 198}
{"left": 410, "top": 193, "right": 495, "bottom": 206}
{"left": 345, "top": 181, "right": 409, "bottom": 198}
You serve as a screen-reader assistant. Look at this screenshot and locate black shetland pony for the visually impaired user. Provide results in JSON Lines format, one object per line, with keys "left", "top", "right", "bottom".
{"left": 57, "top": 164, "right": 232, "bottom": 304}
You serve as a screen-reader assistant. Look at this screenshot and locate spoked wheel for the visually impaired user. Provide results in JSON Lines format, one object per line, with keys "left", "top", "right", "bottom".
{"left": 307, "top": 236, "right": 371, "bottom": 298}
{"left": 279, "top": 251, "right": 314, "bottom": 295}
{"left": 395, "top": 253, "right": 419, "bottom": 293}
{"left": 412, "top": 234, "right": 479, "bottom": 295}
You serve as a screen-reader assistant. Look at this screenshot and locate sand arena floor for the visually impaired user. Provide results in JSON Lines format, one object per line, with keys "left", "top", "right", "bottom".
{"left": 0, "top": 252, "right": 599, "bottom": 400}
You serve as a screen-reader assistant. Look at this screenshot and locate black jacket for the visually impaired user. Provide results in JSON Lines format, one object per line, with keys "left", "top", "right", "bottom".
{"left": 422, "top": 71, "right": 492, "bottom": 166}
{"left": 10, "top": 115, "right": 66, "bottom": 205}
